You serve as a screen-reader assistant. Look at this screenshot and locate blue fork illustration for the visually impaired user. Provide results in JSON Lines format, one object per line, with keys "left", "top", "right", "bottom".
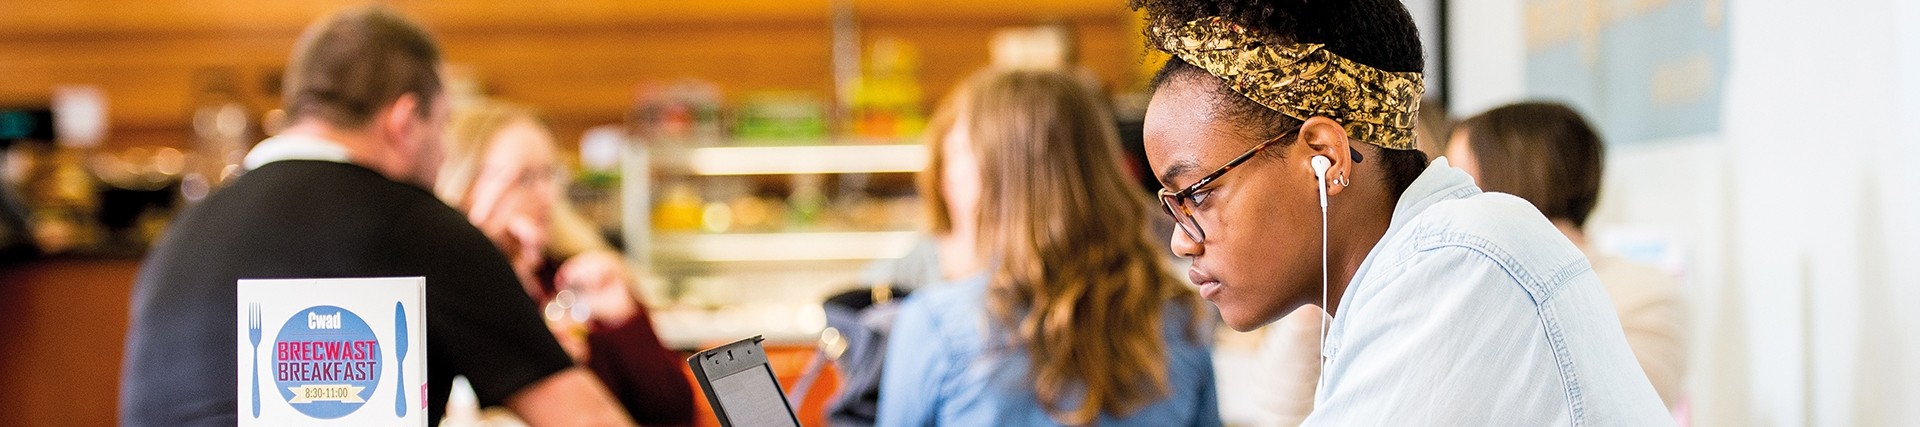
{"left": 248, "top": 303, "right": 262, "bottom": 418}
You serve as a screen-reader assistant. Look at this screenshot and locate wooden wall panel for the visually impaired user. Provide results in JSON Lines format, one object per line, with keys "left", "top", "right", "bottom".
{"left": 0, "top": 1, "right": 1147, "bottom": 151}
{"left": 0, "top": 35, "right": 294, "bottom": 129}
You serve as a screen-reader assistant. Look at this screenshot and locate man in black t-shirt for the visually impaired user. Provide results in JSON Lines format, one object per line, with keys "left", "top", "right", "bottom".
{"left": 119, "top": 7, "right": 634, "bottom": 426}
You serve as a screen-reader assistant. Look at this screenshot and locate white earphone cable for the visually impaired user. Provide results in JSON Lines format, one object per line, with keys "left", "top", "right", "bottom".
{"left": 1309, "top": 156, "right": 1334, "bottom": 395}
{"left": 1318, "top": 184, "right": 1330, "bottom": 394}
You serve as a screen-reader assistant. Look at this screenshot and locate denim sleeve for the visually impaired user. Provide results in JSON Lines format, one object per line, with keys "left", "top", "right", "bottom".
{"left": 1194, "top": 350, "right": 1224, "bottom": 427}
{"left": 876, "top": 295, "right": 950, "bottom": 426}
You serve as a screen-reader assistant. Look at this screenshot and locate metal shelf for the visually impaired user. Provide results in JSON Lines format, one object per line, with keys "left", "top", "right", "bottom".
{"left": 651, "top": 230, "right": 919, "bottom": 262}
{"left": 650, "top": 143, "right": 925, "bottom": 176}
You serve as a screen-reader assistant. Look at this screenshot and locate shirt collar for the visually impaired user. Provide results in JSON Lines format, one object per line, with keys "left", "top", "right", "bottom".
{"left": 242, "top": 133, "right": 352, "bottom": 170}
{"left": 1323, "top": 156, "right": 1484, "bottom": 360}
{"left": 1387, "top": 157, "right": 1484, "bottom": 230}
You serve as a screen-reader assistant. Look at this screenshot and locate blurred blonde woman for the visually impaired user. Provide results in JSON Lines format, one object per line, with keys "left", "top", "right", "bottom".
{"left": 877, "top": 69, "right": 1220, "bottom": 426}
{"left": 439, "top": 100, "right": 693, "bottom": 426}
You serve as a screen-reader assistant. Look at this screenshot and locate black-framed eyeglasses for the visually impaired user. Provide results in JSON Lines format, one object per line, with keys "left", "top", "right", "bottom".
{"left": 1157, "top": 129, "right": 1364, "bottom": 243}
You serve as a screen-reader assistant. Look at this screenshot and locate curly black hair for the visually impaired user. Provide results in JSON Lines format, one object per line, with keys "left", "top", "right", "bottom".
{"left": 1134, "top": 0, "right": 1430, "bottom": 198}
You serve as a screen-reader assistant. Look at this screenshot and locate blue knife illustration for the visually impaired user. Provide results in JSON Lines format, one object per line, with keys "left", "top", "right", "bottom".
{"left": 395, "top": 301, "right": 408, "bottom": 417}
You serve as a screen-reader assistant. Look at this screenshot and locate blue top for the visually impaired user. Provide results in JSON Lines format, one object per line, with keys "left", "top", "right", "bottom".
{"left": 1305, "top": 158, "right": 1672, "bottom": 426}
{"left": 877, "top": 276, "right": 1222, "bottom": 427}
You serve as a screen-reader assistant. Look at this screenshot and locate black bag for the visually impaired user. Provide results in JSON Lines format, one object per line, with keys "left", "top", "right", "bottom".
{"left": 786, "top": 285, "right": 909, "bottom": 427}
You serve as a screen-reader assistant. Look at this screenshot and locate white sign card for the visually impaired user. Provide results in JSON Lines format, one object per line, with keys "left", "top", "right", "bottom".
{"left": 237, "top": 277, "right": 427, "bottom": 426}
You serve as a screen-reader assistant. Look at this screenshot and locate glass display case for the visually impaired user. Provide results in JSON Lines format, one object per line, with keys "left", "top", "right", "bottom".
{"left": 623, "top": 139, "right": 925, "bottom": 348}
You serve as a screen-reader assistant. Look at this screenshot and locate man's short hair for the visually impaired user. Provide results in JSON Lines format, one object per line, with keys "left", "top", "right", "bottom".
{"left": 282, "top": 6, "right": 442, "bottom": 128}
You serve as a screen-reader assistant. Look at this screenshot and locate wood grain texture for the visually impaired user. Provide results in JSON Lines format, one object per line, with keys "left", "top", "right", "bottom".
{"left": 0, "top": 1, "right": 1144, "bottom": 152}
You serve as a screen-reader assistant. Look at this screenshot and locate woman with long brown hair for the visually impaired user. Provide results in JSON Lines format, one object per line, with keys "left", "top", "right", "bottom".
{"left": 877, "top": 68, "right": 1218, "bottom": 426}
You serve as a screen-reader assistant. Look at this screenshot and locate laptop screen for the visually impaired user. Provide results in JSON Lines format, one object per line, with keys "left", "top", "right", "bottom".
{"left": 710, "top": 362, "right": 798, "bottom": 426}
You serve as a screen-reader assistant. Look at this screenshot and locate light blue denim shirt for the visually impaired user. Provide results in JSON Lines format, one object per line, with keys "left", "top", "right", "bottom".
{"left": 878, "top": 276, "right": 1222, "bottom": 427}
{"left": 1305, "top": 158, "right": 1673, "bottom": 426}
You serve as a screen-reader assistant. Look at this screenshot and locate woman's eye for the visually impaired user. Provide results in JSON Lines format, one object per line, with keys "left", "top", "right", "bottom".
{"left": 1187, "top": 190, "right": 1212, "bottom": 206}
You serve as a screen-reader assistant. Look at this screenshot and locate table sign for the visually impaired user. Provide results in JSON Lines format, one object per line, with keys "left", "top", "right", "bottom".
{"left": 238, "top": 277, "right": 426, "bottom": 426}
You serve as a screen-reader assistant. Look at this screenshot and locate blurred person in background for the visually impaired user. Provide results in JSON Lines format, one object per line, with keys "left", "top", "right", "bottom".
{"left": 876, "top": 68, "right": 1220, "bottom": 426}
{"left": 120, "top": 7, "right": 633, "bottom": 426}
{"left": 0, "top": 141, "right": 37, "bottom": 263}
{"left": 1448, "top": 101, "right": 1689, "bottom": 409}
{"left": 1414, "top": 98, "right": 1450, "bottom": 160}
{"left": 1130, "top": 0, "right": 1671, "bottom": 423}
{"left": 437, "top": 100, "right": 694, "bottom": 426}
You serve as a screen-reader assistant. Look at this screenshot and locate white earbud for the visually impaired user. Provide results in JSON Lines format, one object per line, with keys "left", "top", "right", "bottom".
{"left": 1311, "top": 155, "right": 1332, "bottom": 208}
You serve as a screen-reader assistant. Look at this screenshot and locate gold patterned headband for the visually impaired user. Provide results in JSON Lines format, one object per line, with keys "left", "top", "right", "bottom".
{"left": 1151, "top": 16, "right": 1425, "bottom": 151}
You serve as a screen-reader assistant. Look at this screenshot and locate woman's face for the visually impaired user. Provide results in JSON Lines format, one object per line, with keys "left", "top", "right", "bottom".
{"left": 1141, "top": 78, "right": 1326, "bottom": 331}
{"left": 466, "top": 119, "right": 559, "bottom": 263}
{"left": 940, "top": 118, "right": 983, "bottom": 232}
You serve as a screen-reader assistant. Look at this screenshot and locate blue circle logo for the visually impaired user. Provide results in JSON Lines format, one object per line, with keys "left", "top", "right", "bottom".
{"left": 271, "top": 305, "right": 383, "bottom": 419}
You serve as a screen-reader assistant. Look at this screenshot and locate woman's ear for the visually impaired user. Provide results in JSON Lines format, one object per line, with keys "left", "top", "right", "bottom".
{"left": 1295, "top": 116, "right": 1352, "bottom": 197}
